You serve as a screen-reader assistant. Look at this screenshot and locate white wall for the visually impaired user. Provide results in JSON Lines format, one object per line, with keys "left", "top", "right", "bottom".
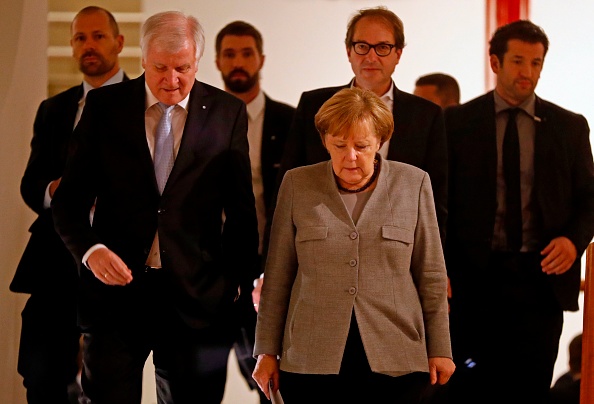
{"left": 144, "top": 0, "right": 486, "bottom": 107}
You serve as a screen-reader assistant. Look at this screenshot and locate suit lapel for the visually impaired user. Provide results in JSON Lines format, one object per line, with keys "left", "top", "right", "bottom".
{"left": 60, "top": 85, "right": 84, "bottom": 163}
{"left": 321, "top": 162, "right": 356, "bottom": 226}
{"left": 261, "top": 95, "right": 274, "bottom": 178}
{"left": 533, "top": 97, "right": 554, "bottom": 196}
{"left": 120, "top": 76, "right": 156, "bottom": 189}
{"left": 165, "top": 80, "right": 210, "bottom": 190}
{"left": 356, "top": 157, "right": 391, "bottom": 228}
{"left": 482, "top": 93, "right": 499, "bottom": 193}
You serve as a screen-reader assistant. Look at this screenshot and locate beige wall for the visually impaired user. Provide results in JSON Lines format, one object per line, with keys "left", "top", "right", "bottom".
{"left": 0, "top": 1, "right": 47, "bottom": 403}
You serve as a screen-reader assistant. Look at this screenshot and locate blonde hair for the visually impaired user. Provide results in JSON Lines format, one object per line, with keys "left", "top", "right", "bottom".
{"left": 315, "top": 87, "right": 393, "bottom": 147}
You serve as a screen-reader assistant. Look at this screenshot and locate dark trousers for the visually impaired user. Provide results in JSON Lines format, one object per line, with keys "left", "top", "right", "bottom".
{"left": 80, "top": 269, "right": 235, "bottom": 404}
{"left": 232, "top": 254, "right": 268, "bottom": 404}
{"left": 448, "top": 252, "right": 563, "bottom": 404}
{"left": 233, "top": 316, "right": 269, "bottom": 404}
{"left": 18, "top": 292, "right": 81, "bottom": 404}
{"left": 279, "top": 313, "right": 428, "bottom": 404}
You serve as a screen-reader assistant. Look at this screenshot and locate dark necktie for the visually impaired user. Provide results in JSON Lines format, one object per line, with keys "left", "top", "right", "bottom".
{"left": 154, "top": 102, "right": 175, "bottom": 194}
{"left": 503, "top": 108, "right": 522, "bottom": 251}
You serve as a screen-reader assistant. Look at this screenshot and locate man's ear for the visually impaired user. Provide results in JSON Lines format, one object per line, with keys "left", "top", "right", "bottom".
{"left": 489, "top": 54, "right": 500, "bottom": 74}
{"left": 116, "top": 34, "right": 124, "bottom": 54}
{"left": 260, "top": 54, "right": 266, "bottom": 70}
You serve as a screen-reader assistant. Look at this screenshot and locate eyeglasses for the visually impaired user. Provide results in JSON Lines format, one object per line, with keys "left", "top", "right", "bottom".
{"left": 351, "top": 42, "right": 396, "bottom": 57}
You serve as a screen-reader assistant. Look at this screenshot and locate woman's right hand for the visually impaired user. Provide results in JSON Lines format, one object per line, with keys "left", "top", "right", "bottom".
{"left": 252, "top": 353, "right": 280, "bottom": 400}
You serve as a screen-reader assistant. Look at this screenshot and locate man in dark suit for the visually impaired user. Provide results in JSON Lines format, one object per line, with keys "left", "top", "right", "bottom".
{"left": 444, "top": 20, "right": 594, "bottom": 404}
{"left": 52, "top": 11, "right": 259, "bottom": 404}
{"left": 10, "top": 6, "right": 126, "bottom": 403}
{"left": 215, "top": 20, "right": 294, "bottom": 404}
{"left": 549, "top": 333, "right": 582, "bottom": 404}
{"left": 413, "top": 72, "right": 460, "bottom": 109}
{"left": 277, "top": 6, "right": 447, "bottom": 243}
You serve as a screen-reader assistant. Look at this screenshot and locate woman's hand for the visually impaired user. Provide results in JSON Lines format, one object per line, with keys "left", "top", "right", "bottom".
{"left": 429, "top": 356, "right": 456, "bottom": 385}
{"left": 252, "top": 353, "right": 280, "bottom": 400}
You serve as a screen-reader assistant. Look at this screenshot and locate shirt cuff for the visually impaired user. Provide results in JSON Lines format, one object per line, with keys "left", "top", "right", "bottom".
{"left": 43, "top": 182, "right": 52, "bottom": 209}
{"left": 82, "top": 244, "right": 108, "bottom": 269}
{"left": 253, "top": 272, "right": 264, "bottom": 288}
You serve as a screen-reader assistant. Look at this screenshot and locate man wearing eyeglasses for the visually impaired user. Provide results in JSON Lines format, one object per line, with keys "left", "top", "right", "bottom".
{"left": 272, "top": 5, "right": 447, "bottom": 244}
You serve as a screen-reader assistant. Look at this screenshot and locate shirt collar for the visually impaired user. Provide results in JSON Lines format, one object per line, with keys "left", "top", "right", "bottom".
{"left": 144, "top": 81, "right": 190, "bottom": 111}
{"left": 494, "top": 90, "right": 536, "bottom": 117}
{"left": 81, "top": 68, "right": 125, "bottom": 100}
{"left": 247, "top": 90, "right": 265, "bottom": 121}
{"left": 349, "top": 78, "right": 394, "bottom": 103}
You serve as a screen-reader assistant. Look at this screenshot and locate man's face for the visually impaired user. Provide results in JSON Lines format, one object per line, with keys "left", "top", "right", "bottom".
{"left": 70, "top": 11, "right": 123, "bottom": 77}
{"left": 491, "top": 39, "right": 544, "bottom": 106}
{"left": 216, "top": 35, "right": 264, "bottom": 93}
{"left": 347, "top": 17, "right": 402, "bottom": 96}
{"left": 142, "top": 39, "right": 198, "bottom": 105}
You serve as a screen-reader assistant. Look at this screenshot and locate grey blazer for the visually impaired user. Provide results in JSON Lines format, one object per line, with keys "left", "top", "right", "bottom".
{"left": 254, "top": 157, "right": 451, "bottom": 377}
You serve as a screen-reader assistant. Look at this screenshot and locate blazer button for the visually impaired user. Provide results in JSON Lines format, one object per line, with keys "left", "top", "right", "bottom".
{"left": 158, "top": 208, "right": 165, "bottom": 214}
{"left": 349, "top": 259, "right": 357, "bottom": 267}
{"left": 350, "top": 232, "right": 358, "bottom": 240}
{"left": 349, "top": 287, "right": 357, "bottom": 295}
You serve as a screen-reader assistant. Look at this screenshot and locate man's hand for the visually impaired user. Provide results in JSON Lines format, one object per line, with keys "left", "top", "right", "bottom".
{"left": 540, "top": 236, "right": 577, "bottom": 275}
{"left": 87, "top": 248, "right": 133, "bottom": 286}
{"left": 252, "top": 275, "right": 263, "bottom": 312}
{"left": 49, "top": 178, "right": 61, "bottom": 198}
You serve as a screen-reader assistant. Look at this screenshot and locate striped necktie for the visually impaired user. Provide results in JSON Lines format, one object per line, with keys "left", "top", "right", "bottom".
{"left": 154, "top": 102, "right": 175, "bottom": 194}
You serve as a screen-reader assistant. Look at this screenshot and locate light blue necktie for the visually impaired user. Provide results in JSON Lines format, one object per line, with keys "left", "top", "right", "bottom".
{"left": 154, "top": 102, "right": 175, "bottom": 194}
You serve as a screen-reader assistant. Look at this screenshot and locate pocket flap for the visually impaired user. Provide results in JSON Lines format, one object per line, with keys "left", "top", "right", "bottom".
{"left": 296, "top": 226, "right": 328, "bottom": 242}
{"left": 382, "top": 225, "right": 414, "bottom": 244}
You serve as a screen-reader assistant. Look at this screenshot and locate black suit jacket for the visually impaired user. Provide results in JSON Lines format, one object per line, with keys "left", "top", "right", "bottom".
{"left": 445, "top": 91, "right": 594, "bottom": 311}
{"left": 235, "top": 94, "right": 294, "bottom": 336}
{"left": 261, "top": 95, "right": 295, "bottom": 212}
{"left": 277, "top": 82, "right": 448, "bottom": 243}
{"left": 52, "top": 75, "right": 259, "bottom": 329}
{"left": 11, "top": 75, "right": 129, "bottom": 294}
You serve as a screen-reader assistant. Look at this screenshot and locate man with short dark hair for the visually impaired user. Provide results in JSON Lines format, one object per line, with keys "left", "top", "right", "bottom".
{"left": 215, "top": 20, "right": 294, "bottom": 404}
{"left": 549, "top": 333, "right": 582, "bottom": 404}
{"left": 11, "top": 6, "right": 126, "bottom": 403}
{"left": 414, "top": 72, "right": 460, "bottom": 109}
{"left": 445, "top": 20, "right": 594, "bottom": 403}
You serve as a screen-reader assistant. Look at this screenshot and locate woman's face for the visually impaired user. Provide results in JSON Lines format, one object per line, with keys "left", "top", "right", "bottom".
{"left": 325, "top": 120, "right": 381, "bottom": 191}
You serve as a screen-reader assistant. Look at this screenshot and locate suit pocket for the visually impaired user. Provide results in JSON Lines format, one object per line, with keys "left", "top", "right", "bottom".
{"left": 382, "top": 225, "right": 414, "bottom": 244}
{"left": 295, "top": 226, "right": 328, "bottom": 270}
{"left": 295, "top": 226, "right": 328, "bottom": 242}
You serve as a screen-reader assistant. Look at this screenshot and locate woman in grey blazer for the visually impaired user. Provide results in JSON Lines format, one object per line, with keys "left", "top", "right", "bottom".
{"left": 252, "top": 87, "right": 454, "bottom": 403}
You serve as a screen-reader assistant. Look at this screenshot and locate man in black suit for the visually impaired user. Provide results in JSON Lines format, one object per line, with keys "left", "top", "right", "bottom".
{"left": 11, "top": 6, "right": 126, "bottom": 403}
{"left": 413, "top": 72, "right": 460, "bottom": 109}
{"left": 52, "top": 11, "right": 259, "bottom": 404}
{"left": 444, "top": 20, "right": 594, "bottom": 404}
{"left": 215, "top": 20, "right": 294, "bottom": 404}
{"left": 277, "top": 6, "right": 447, "bottom": 243}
